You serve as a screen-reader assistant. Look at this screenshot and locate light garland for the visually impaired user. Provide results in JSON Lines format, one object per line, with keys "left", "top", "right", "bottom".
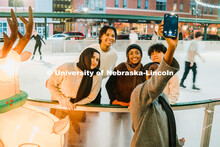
{"left": 195, "top": 0, "right": 220, "bottom": 9}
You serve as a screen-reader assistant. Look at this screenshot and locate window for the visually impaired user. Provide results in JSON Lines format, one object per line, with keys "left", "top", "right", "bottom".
{"left": 180, "top": 4, "right": 183, "bottom": 12}
{"left": 204, "top": 6, "right": 207, "bottom": 14}
{"left": 145, "top": 0, "right": 149, "bottom": 9}
{"left": 99, "top": 0, "right": 104, "bottom": 10}
{"left": 123, "top": 0, "right": 127, "bottom": 8}
{"left": 9, "top": 0, "right": 24, "bottom": 7}
{"left": 95, "top": 0, "right": 99, "bottom": 10}
{"left": 90, "top": 0, "right": 95, "bottom": 9}
{"left": 115, "top": 0, "right": 119, "bottom": 7}
{"left": 210, "top": 0, "right": 213, "bottom": 14}
{"left": 18, "top": 23, "right": 25, "bottom": 36}
{"left": 156, "top": 0, "right": 166, "bottom": 11}
{"left": 190, "top": 0, "right": 196, "bottom": 13}
{"left": 210, "top": 8, "right": 213, "bottom": 14}
{"left": 0, "top": 22, "right": 7, "bottom": 38}
{"left": 173, "top": 3, "right": 177, "bottom": 11}
{"left": 91, "top": 0, "right": 103, "bottom": 11}
{"left": 90, "top": 0, "right": 103, "bottom": 11}
{"left": 137, "top": 0, "right": 141, "bottom": 9}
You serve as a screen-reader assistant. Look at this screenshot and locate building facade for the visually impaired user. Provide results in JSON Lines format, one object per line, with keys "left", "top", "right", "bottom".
{"left": 72, "top": 0, "right": 220, "bottom": 39}
{"left": 0, "top": 0, "right": 219, "bottom": 39}
{"left": 0, "top": 0, "right": 55, "bottom": 39}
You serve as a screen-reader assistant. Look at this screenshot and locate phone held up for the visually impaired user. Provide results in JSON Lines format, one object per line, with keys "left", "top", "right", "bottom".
{"left": 163, "top": 14, "right": 179, "bottom": 38}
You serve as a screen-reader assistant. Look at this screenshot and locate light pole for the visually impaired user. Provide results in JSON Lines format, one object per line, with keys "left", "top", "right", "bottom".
{"left": 194, "top": 3, "right": 198, "bottom": 30}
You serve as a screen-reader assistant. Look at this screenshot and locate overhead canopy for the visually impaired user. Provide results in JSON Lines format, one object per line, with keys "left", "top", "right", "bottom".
{"left": 0, "top": 12, "right": 220, "bottom": 24}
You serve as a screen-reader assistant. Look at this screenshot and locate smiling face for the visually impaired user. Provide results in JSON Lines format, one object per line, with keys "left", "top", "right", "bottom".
{"left": 150, "top": 50, "right": 164, "bottom": 63}
{"left": 90, "top": 52, "right": 100, "bottom": 70}
{"left": 100, "top": 29, "right": 115, "bottom": 48}
{"left": 128, "top": 49, "right": 142, "bottom": 65}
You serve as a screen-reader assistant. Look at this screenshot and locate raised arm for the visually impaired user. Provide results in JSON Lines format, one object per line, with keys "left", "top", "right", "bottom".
{"left": 131, "top": 21, "right": 180, "bottom": 106}
{"left": 13, "top": 6, "right": 33, "bottom": 55}
{"left": 0, "top": 9, "right": 18, "bottom": 58}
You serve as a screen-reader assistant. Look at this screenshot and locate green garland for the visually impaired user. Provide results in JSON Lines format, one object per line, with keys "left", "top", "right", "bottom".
{"left": 0, "top": 91, "right": 28, "bottom": 113}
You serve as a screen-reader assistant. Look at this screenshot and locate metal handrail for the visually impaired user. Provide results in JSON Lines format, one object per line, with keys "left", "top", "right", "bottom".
{"left": 27, "top": 98, "right": 220, "bottom": 147}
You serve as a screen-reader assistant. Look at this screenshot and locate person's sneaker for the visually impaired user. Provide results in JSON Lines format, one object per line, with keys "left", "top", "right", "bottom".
{"left": 192, "top": 84, "right": 200, "bottom": 90}
{"left": 31, "top": 56, "right": 34, "bottom": 60}
{"left": 180, "top": 82, "right": 186, "bottom": 88}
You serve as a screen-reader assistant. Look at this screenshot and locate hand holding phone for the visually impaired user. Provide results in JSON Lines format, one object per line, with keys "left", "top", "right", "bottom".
{"left": 158, "top": 20, "right": 179, "bottom": 50}
{"left": 163, "top": 14, "right": 179, "bottom": 38}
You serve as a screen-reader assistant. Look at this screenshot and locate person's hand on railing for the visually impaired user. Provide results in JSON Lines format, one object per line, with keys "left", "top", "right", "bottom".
{"left": 112, "top": 100, "right": 129, "bottom": 107}
{"left": 58, "top": 95, "right": 71, "bottom": 110}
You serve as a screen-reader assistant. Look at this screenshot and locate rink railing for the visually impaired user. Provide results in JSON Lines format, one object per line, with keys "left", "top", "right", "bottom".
{"left": 27, "top": 98, "right": 220, "bottom": 147}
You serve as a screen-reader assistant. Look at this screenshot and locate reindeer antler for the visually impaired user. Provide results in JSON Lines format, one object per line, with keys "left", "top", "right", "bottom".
{"left": 13, "top": 6, "right": 33, "bottom": 55}
{"left": 0, "top": 9, "right": 18, "bottom": 58}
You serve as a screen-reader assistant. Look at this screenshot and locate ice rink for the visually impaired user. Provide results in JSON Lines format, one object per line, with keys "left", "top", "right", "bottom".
{"left": 20, "top": 50, "right": 220, "bottom": 103}
{"left": 17, "top": 50, "right": 220, "bottom": 147}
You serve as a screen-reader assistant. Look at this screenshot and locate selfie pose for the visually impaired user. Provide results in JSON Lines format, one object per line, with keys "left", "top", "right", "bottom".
{"left": 130, "top": 20, "right": 185, "bottom": 147}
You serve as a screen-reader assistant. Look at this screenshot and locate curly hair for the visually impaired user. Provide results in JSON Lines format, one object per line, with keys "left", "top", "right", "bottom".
{"left": 148, "top": 43, "right": 167, "bottom": 57}
{"left": 99, "top": 25, "right": 117, "bottom": 44}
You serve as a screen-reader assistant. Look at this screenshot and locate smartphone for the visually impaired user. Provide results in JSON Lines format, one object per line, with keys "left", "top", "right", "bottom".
{"left": 163, "top": 14, "right": 179, "bottom": 38}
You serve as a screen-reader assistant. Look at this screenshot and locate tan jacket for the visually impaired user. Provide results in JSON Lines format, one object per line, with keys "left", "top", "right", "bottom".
{"left": 47, "top": 62, "right": 102, "bottom": 105}
{"left": 164, "top": 74, "right": 180, "bottom": 104}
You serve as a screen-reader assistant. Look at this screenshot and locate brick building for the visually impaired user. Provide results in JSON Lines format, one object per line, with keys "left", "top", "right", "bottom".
{"left": 0, "top": 0, "right": 219, "bottom": 39}
{"left": 72, "top": 0, "right": 220, "bottom": 39}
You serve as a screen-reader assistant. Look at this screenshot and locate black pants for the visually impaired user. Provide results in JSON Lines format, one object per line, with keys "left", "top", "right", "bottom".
{"left": 33, "top": 42, "right": 42, "bottom": 55}
{"left": 181, "top": 61, "right": 197, "bottom": 83}
{"left": 91, "top": 88, "right": 101, "bottom": 104}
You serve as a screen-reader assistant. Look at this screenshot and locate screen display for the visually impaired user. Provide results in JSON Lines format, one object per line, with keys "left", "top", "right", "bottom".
{"left": 163, "top": 14, "right": 178, "bottom": 38}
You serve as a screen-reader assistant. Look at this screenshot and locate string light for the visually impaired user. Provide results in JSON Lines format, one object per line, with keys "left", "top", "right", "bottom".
{"left": 195, "top": 0, "right": 220, "bottom": 9}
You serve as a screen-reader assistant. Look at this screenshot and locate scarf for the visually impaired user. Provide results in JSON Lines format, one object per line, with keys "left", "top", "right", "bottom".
{"left": 70, "top": 48, "right": 100, "bottom": 104}
{"left": 158, "top": 95, "right": 176, "bottom": 147}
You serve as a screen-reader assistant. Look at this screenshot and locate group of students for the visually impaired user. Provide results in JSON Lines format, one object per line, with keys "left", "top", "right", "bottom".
{"left": 46, "top": 22, "right": 185, "bottom": 146}
{"left": 46, "top": 28, "right": 180, "bottom": 108}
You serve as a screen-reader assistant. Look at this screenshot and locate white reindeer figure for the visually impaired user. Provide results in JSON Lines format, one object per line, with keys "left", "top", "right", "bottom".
{"left": 0, "top": 7, "right": 69, "bottom": 147}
